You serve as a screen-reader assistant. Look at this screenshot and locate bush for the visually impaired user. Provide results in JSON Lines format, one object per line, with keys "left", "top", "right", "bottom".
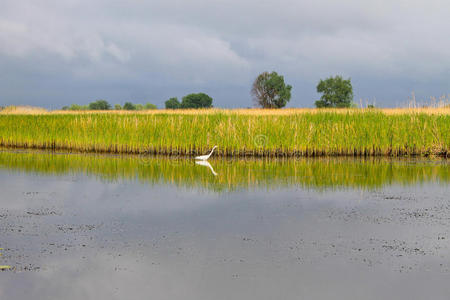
{"left": 88, "top": 100, "right": 111, "bottom": 110}
{"left": 123, "top": 102, "right": 136, "bottom": 110}
{"left": 69, "top": 104, "right": 88, "bottom": 111}
{"left": 315, "top": 76, "right": 353, "bottom": 108}
{"left": 114, "top": 104, "right": 122, "bottom": 110}
{"left": 144, "top": 103, "right": 157, "bottom": 110}
{"left": 181, "top": 93, "right": 213, "bottom": 109}
{"left": 165, "top": 97, "right": 181, "bottom": 109}
{"left": 251, "top": 71, "right": 292, "bottom": 108}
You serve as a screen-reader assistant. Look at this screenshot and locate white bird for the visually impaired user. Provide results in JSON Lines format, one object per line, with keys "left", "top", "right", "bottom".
{"left": 195, "top": 146, "right": 217, "bottom": 161}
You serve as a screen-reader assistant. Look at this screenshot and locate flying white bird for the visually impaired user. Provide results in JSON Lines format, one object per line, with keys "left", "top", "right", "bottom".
{"left": 195, "top": 146, "right": 217, "bottom": 161}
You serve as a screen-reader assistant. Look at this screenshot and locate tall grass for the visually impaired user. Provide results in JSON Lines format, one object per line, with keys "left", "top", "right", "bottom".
{"left": 0, "top": 110, "right": 449, "bottom": 157}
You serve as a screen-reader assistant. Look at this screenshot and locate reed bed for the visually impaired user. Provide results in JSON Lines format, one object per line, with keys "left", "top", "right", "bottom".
{"left": 0, "top": 110, "right": 449, "bottom": 157}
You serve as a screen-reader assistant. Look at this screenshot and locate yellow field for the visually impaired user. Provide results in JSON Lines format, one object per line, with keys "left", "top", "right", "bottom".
{"left": 1, "top": 105, "right": 450, "bottom": 116}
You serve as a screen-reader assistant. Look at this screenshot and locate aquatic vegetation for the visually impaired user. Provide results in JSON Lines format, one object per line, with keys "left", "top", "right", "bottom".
{"left": 0, "top": 110, "right": 449, "bottom": 157}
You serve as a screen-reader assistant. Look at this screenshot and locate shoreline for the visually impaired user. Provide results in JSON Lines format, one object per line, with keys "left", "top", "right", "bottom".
{"left": 0, "top": 143, "right": 448, "bottom": 158}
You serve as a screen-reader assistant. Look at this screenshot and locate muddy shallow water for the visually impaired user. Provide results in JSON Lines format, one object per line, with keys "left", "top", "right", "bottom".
{"left": 0, "top": 150, "right": 449, "bottom": 299}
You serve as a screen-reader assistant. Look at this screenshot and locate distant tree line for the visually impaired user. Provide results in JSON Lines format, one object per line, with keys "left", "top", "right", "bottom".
{"left": 62, "top": 100, "right": 158, "bottom": 111}
{"left": 62, "top": 92, "right": 215, "bottom": 111}
{"left": 164, "top": 93, "right": 213, "bottom": 109}
{"left": 61, "top": 74, "right": 357, "bottom": 111}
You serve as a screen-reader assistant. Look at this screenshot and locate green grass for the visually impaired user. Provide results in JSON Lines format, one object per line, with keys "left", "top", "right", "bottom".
{"left": 0, "top": 111, "right": 449, "bottom": 156}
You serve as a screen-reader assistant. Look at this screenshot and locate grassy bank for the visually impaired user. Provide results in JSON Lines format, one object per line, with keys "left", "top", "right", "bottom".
{"left": 0, "top": 109, "right": 449, "bottom": 157}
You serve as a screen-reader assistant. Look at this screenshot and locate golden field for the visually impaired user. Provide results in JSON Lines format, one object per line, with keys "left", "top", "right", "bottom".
{"left": 1, "top": 105, "right": 450, "bottom": 116}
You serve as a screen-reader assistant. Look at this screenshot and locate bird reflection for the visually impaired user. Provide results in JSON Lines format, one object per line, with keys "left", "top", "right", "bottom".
{"left": 195, "top": 160, "right": 218, "bottom": 176}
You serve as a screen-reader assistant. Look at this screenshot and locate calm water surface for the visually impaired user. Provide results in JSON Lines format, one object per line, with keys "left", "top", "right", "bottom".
{"left": 0, "top": 150, "right": 449, "bottom": 300}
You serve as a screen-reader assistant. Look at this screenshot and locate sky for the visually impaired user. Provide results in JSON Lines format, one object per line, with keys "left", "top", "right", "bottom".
{"left": 1, "top": 0, "right": 450, "bottom": 109}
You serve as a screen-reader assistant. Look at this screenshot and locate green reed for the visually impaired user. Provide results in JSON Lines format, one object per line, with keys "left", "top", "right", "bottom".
{"left": 0, "top": 111, "right": 449, "bottom": 156}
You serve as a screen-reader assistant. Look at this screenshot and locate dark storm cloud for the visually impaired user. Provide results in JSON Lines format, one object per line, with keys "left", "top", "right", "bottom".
{"left": 0, "top": 0, "right": 449, "bottom": 108}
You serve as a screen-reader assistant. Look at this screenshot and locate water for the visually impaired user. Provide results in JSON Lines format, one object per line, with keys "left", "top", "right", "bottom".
{"left": 0, "top": 150, "right": 449, "bottom": 299}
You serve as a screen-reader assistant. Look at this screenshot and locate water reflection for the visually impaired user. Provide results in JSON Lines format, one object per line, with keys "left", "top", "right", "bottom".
{"left": 195, "top": 160, "right": 218, "bottom": 176}
{"left": 0, "top": 149, "right": 449, "bottom": 299}
{"left": 0, "top": 149, "right": 448, "bottom": 191}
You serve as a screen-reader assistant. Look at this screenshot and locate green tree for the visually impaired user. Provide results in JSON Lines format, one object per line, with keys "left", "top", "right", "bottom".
{"left": 123, "top": 102, "right": 136, "bottom": 110}
{"left": 135, "top": 104, "right": 144, "bottom": 110}
{"left": 144, "top": 103, "right": 157, "bottom": 110}
{"left": 69, "top": 104, "right": 88, "bottom": 110}
{"left": 315, "top": 76, "right": 353, "bottom": 108}
{"left": 114, "top": 104, "right": 122, "bottom": 110}
{"left": 251, "top": 71, "right": 292, "bottom": 108}
{"left": 88, "top": 100, "right": 111, "bottom": 110}
{"left": 165, "top": 97, "right": 181, "bottom": 109}
{"left": 181, "top": 93, "right": 213, "bottom": 109}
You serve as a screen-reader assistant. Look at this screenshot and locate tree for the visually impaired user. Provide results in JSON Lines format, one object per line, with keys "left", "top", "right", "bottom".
{"left": 144, "top": 103, "right": 157, "bottom": 110}
{"left": 315, "top": 76, "right": 353, "bottom": 108}
{"left": 181, "top": 93, "right": 213, "bottom": 108}
{"left": 114, "top": 104, "right": 122, "bottom": 110}
{"left": 123, "top": 102, "right": 136, "bottom": 110}
{"left": 165, "top": 97, "right": 181, "bottom": 109}
{"left": 88, "top": 100, "right": 111, "bottom": 110}
{"left": 69, "top": 104, "right": 88, "bottom": 110}
{"left": 251, "top": 71, "right": 292, "bottom": 108}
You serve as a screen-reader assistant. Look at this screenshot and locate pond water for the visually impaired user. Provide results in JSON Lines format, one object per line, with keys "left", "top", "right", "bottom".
{"left": 0, "top": 149, "right": 449, "bottom": 300}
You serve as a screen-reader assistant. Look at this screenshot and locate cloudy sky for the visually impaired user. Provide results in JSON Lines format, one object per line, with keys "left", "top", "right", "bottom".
{"left": 1, "top": 0, "right": 449, "bottom": 108}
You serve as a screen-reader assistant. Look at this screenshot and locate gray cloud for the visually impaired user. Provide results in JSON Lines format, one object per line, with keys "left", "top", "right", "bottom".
{"left": 0, "top": 0, "right": 449, "bottom": 108}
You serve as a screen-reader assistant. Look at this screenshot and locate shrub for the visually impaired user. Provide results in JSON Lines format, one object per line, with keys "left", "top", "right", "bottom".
{"left": 123, "top": 102, "right": 136, "bottom": 110}
{"left": 144, "top": 103, "right": 157, "bottom": 110}
{"left": 88, "top": 100, "right": 111, "bottom": 110}
{"left": 181, "top": 93, "right": 213, "bottom": 109}
{"left": 69, "top": 104, "right": 88, "bottom": 111}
